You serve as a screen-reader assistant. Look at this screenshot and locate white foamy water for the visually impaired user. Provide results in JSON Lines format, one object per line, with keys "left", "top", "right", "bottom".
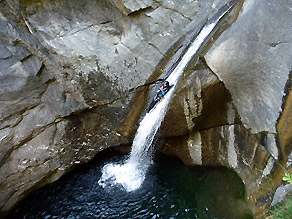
{"left": 99, "top": 13, "right": 229, "bottom": 191}
{"left": 98, "top": 92, "right": 173, "bottom": 192}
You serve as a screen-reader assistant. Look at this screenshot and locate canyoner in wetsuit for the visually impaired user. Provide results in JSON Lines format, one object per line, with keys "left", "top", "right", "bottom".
{"left": 147, "top": 81, "right": 171, "bottom": 112}
{"left": 155, "top": 81, "right": 170, "bottom": 101}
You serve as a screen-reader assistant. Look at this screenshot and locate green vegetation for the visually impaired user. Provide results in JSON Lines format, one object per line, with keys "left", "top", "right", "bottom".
{"left": 268, "top": 196, "right": 292, "bottom": 219}
{"left": 267, "top": 169, "right": 292, "bottom": 219}
{"left": 283, "top": 170, "right": 292, "bottom": 185}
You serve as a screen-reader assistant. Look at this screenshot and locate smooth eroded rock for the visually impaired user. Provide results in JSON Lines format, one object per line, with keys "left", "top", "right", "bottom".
{"left": 205, "top": 0, "right": 292, "bottom": 133}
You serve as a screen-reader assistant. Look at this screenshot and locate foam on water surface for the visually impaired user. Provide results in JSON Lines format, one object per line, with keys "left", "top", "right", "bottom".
{"left": 99, "top": 17, "right": 228, "bottom": 191}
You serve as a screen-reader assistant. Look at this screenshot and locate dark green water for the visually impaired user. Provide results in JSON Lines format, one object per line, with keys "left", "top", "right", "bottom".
{"left": 10, "top": 150, "right": 252, "bottom": 219}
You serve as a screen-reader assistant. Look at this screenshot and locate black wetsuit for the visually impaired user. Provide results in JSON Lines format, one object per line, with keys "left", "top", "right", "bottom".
{"left": 147, "top": 83, "right": 171, "bottom": 112}
{"left": 156, "top": 85, "right": 169, "bottom": 99}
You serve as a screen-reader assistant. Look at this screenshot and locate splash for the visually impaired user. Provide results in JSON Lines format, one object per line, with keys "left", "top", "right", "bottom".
{"left": 99, "top": 2, "right": 236, "bottom": 191}
{"left": 99, "top": 91, "right": 173, "bottom": 192}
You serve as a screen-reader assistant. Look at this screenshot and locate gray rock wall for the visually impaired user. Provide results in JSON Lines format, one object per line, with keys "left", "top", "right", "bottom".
{"left": 0, "top": 0, "right": 232, "bottom": 216}
{"left": 160, "top": 0, "right": 292, "bottom": 217}
{"left": 205, "top": 0, "right": 292, "bottom": 134}
{"left": 1, "top": 0, "right": 292, "bottom": 217}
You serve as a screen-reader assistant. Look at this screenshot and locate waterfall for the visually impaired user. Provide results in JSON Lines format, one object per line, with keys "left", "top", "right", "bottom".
{"left": 98, "top": 2, "right": 236, "bottom": 192}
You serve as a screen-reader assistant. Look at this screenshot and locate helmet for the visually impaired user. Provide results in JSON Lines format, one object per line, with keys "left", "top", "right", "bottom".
{"left": 164, "top": 81, "right": 169, "bottom": 87}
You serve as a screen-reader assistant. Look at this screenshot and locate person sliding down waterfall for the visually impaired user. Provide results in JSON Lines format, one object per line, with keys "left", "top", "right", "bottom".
{"left": 147, "top": 81, "right": 171, "bottom": 112}
{"left": 158, "top": 81, "right": 170, "bottom": 97}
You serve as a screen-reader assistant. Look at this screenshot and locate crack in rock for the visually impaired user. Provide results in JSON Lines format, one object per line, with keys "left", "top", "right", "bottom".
{"left": 148, "top": 42, "right": 165, "bottom": 57}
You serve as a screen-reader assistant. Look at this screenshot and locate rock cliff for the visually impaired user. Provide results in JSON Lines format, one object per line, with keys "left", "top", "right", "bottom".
{"left": 0, "top": 0, "right": 291, "bottom": 218}
{"left": 161, "top": 0, "right": 292, "bottom": 217}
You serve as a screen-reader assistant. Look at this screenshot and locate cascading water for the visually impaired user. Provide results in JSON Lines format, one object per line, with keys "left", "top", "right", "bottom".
{"left": 98, "top": 2, "right": 236, "bottom": 192}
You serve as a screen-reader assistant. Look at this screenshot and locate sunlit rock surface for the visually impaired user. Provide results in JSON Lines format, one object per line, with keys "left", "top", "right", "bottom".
{"left": 204, "top": 0, "right": 292, "bottom": 134}
{"left": 0, "top": 0, "right": 231, "bottom": 216}
{"left": 0, "top": 0, "right": 292, "bottom": 218}
{"left": 160, "top": 0, "right": 292, "bottom": 217}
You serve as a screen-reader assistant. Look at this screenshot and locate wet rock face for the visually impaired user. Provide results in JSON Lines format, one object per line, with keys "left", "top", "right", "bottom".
{"left": 162, "top": 64, "right": 235, "bottom": 137}
{"left": 1, "top": 0, "right": 292, "bottom": 218}
{"left": 159, "top": 0, "right": 292, "bottom": 217}
{"left": 201, "top": 2, "right": 292, "bottom": 215}
{"left": 161, "top": 122, "right": 280, "bottom": 217}
{"left": 0, "top": 0, "right": 232, "bottom": 216}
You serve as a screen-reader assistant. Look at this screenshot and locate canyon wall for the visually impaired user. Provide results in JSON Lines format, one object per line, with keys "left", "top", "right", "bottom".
{"left": 0, "top": 0, "right": 291, "bottom": 218}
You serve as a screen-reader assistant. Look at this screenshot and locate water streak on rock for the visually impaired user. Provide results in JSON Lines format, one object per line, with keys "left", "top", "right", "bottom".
{"left": 99, "top": 2, "right": 237, "bottom": 191}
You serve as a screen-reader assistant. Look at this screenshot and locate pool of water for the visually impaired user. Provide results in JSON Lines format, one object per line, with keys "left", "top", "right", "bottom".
{"left": 10, "top": 150, "right": 252, "bottom": 219}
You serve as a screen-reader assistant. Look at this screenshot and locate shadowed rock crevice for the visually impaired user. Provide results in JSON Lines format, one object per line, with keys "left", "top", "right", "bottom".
{"left": 277, "top": 69, "right": 292, "bottom": 158}
{"left": 126, "top": 6, "right": 155, "bottom": 17}
{"left": 109, "top": 0, "right": 156, "bottom": 16}
{"left": 159, "top": 123, "right": 279, "bottom": 217}
{"left": 279, "top": 68, "right": 292, "bottom": 120}
{"left": 0, "top": 0, "right": 291, "bottom": 218}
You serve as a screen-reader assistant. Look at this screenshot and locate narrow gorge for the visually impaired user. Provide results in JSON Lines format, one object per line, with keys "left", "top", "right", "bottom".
{"left": 0, "top": 0, "right": 292, "bottom": 218}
